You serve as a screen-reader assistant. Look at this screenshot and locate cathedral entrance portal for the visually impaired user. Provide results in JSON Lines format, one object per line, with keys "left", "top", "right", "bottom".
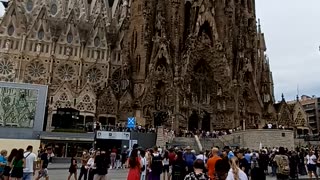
{"left": 188, "top": 111, "right": 199, "bottom": 131}
{"left": 201, "top": 112, "right": 211, "bottom": 131}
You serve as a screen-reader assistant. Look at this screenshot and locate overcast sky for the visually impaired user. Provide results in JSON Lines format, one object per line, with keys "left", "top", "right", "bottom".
{"left": 0, "top": 1, "right": 319, "bottom": 101}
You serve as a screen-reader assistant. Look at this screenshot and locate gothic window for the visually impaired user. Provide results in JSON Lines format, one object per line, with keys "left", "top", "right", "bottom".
{"left": 7, "top": 25, "right": 14, "bottom": 36}
{"left": 86, "top": 67, "right": 102, "bottom": 83}
{"left": 57, "top": 64, "right": 75, "bottom": 81}
{"left": 26, "top": 0, "right": 33, "bottom": 11}
{"left": 111, "top": 68, "right": 121, "bottom": 93}
{"left": 191, "top": 59, "right": 212, "bottom": 104}
{"left": 199, "top": 21, "right": 213, "bottom": 43}
{"left": 50, "top": 3, "right": 58, "bottom": 15}
{"left": 27, "top": 61, "right": 45, "bottom": 78}
{"left": 155, "top": 56, "right": 167, "bottom": 73}
{"left": 59, "top": 93, "right": 68, "bottom": 101}
{"left": 86, "top": 103, "right": 95, "bottom": 111}
{"left": 94, "top": 37, "right": 100, "bottom": 47}
{"left": 65, "top": 101, "right": 72, "bottom": 108}
{"left": 67, "top": 32, "right": 73, "bottom": 43}
{"left": 0, "top": 59, "right": 13, "bottom": 75}
{"left": 77, "top": 102, "right": 85, "bottom": 111}
{"left": 137, "top": 55, "right": 141, "bottom": 72}
{"left": 83, "top": 95, "right": 90, "bottom": 103}
{"left": 134, "top": 31, "right": 138, "bottom": 50}
{"left": 38, "top": 29, "right": 44, "bottom": 40}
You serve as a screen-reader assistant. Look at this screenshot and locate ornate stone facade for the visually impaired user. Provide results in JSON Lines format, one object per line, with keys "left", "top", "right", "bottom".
{"left": 0, "top": 0, "right": 275, "bottom": 131}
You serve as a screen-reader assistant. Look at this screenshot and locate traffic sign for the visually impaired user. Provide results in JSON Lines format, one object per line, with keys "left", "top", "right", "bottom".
{"left": 127, "top": 117, "right": 136, "bottom": 128}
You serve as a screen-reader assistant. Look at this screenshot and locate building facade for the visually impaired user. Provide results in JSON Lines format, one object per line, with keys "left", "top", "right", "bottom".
{"left": 299, "top": 95, "right": 320, "bottom": 133}
{"left": 0, "top": 0, "right": 275, "bottom": 131}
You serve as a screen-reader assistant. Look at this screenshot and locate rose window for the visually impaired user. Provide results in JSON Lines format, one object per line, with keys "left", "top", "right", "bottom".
{"left": 0, "top": 59, "right": 13, "bottom": 75}
{"left": 58, "top": 64, "right": 75, "bottom": 81}
{"left": 86, "top": 68, "right": 102, "bottom": 83}
{"left": 27, "top": 61, "right": 45, "bottom": 78}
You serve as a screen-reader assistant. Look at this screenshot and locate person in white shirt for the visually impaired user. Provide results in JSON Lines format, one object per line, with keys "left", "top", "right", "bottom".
{"left": 226, "top": 157, "right": 248, "bottom": 180}
{"left": 86, "top": 153, "right": 96, "bottom": 180}
{"left": 140, "top": 150, "right": 147, "bottom": 180}
{"left": 23, "top": 145, "right": 37, "bottom": 180}
{"left": 196, "top": 151, "right": 207, "bottom": 163}
{"left": 306, "top": 150, "right": 318, "bottom": 180}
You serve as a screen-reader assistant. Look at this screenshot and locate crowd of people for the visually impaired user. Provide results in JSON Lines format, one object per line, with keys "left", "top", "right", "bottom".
{"left": 0, "top": 145, "right": 51, "bottom": 180}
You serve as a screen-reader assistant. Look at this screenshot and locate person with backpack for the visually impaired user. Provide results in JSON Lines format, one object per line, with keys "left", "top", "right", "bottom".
{"left": 183, "top": 147, "right": 196, "bottom": 174}
{"left": 274, "top": 147, "right": 290, "bottom": 180}
{"left": 184, "top": 159, "right": 209, "bottom": 180}
{"left": 150, "top": 146, "right": 163, "bottom": 180}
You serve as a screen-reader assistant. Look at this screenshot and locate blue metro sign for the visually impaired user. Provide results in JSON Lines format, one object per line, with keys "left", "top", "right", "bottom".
{"left": 127, "top": 117, "right": 136, "bottom": 128}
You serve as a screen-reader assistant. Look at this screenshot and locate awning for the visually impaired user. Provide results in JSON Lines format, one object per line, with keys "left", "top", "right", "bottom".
{"left": 40, "top": 132, "right": 94, "bottom": 142}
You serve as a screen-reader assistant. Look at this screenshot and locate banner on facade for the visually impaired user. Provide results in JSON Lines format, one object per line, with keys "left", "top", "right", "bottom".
{"left": 96, "top": 131, "right": 130, "bottom": 140}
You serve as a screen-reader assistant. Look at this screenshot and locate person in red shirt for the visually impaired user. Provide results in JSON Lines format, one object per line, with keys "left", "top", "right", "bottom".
{"left": 168, "top": 148, "right": 176, "bottom": 179}
{"left": 207, "top": 147, "right": 221, "bottom": 180}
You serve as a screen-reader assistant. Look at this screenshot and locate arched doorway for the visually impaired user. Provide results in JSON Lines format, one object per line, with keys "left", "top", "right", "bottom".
{"left": 188, "top": 111, "right": 199, "bottom": 131}
{"left": 201, "top": 112, "right": 210, "bottom": 131}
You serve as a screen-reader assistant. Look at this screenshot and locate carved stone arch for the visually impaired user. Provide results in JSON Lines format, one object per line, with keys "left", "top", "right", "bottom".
{"left": 0, "top": 1, "right": 27, "bottom": 35}
{"left": 97, "top": 86, "right": 118, "bottom": 116}
{"left": 26, "top": 6, "right": 51, "bottom": 39}
{"left": 51, "top": 83, "right": 75, "bottom": 109}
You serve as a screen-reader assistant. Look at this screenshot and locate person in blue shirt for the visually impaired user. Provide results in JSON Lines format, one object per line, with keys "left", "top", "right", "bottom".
{"left": 223, "top": 146, "right": 235, "bottom": 159}
{"left": 0, "top": 150, "right": 8, "bottom": 176}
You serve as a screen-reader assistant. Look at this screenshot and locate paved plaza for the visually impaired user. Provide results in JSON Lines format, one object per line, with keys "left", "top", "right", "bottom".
{"left": 45, "top": 163, "right": 313, "bottom": 180}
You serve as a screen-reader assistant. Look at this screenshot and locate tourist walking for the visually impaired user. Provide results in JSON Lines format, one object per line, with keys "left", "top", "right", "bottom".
{"left": 93, "top": 150, "right": 110, "bottom": 180}
{"left": 226, "top": 157, "right": 248, "bottom": 180}
{"left": 10, "top": 149, "right": 25, "bottom": 180}
{"left": 0, "top": 150, "right": 8, "bottom": 180}
{"left": 150, "top": 147, "right": 163, "bottom": 180}
{"left": 79, "top": 150, "right": 90, "bottom": 180}
{"left": 162, "top": 151, "right": 170, "bottom": 180}
{"left": 127, "top": 149, "right": 141, "bottom": 180}
{"left": 87, "top": 153, "right": 96, "bottom": 180}
{"left": 207, "top": 147, "right": 221, "bottom": 180}
{"left": 184, "top": 159, "right": 209, "bottom": 180}
{"left": 214, "top": 159, "right": 230, "bottom": 180}
{"left": 140, "top": 150, "right": 147, "bottom": 180}
{"left": 35, "top": 147, "right": 51, "bottom": 180}
{"left": 183, "top": 146, "right": 196, "bottom": 174}
{"left": 3, "top": 149, "right": 17, "bottom": 180}
{"left": 274, "top": 147, "right": 290, "bottom": 180}
{"left": 171, "top": 151, "right": 186, "bottom": 180}
{"left": 306, "top": 150, "right": 318, "bottom": 180}
{"left": 67, "top": 153, "right": 78, "bottom": 180}
{"left": 23, "top": 146, "right": 37, "bottom": 180}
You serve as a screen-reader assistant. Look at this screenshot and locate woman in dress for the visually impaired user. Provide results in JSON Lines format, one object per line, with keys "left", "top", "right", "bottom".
{"left": 3, "top": 148, "right": 17, "bottom": 180}
{"left": 67, "top": 153, "right": 77, "bottom": 180}
{"left": 10, "top": 149, "right": 25, "bottom": 180}
{"left": 127, "top": 149, "right": 141, "bottom": 180}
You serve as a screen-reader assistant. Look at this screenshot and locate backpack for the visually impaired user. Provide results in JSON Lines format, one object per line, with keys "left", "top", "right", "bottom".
{"left": 151, "top": 154, "right": 163, "bottom": 174}
{"left": 278, "top": 155, "right": 290, "bottom": 175}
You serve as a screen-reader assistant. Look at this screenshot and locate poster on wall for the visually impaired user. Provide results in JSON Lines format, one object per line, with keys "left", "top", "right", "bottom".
{"left": 0, "top": 87, "right": 38, "bottom": 128}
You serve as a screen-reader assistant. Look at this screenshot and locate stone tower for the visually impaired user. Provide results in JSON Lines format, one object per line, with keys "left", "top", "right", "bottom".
{"left": 0, "top": 0, "right": 275, "bottom": 131}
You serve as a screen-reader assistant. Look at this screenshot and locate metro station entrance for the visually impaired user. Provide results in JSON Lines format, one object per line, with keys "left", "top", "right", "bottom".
{"left": 95, "top": 131, "right": 130, "bottom": 152}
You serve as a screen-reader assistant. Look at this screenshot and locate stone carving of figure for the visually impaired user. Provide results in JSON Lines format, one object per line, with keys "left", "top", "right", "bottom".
{"left": 121, "top": 0, "right": 129, "bottom": 20}
{"left": 217, "top": 86, "right": 222, "bottom": 96}
{"left": 36, "top": 43, "right": 41, "bottom": 54}
{"left": 5, "top": 39, "right": 11, "bottom": 51}
{"left": 66, "top": 47, "right": 71, "bottom": 56}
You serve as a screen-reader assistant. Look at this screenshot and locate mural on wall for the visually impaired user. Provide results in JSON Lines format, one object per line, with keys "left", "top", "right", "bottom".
{"left": 0, "top": 87, "right": 38, "bottom": 128}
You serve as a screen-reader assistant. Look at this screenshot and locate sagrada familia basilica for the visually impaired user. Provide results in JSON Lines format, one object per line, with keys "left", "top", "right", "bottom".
{"left": 0, "top": 0, "right": 280, "bottom": 131}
